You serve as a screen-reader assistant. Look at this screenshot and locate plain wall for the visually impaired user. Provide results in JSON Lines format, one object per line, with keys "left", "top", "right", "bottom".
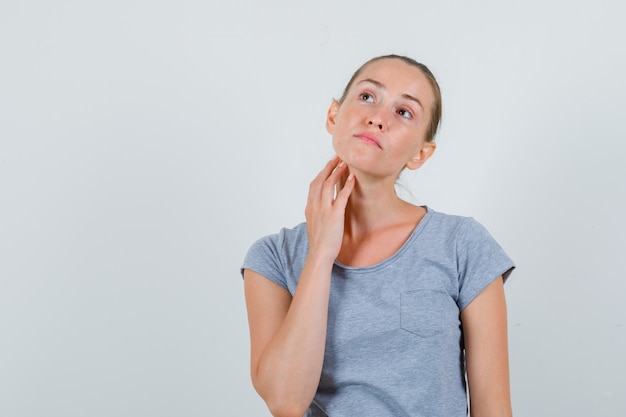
{"left": 1, "top": 0, "right": 625, "bottom": 416}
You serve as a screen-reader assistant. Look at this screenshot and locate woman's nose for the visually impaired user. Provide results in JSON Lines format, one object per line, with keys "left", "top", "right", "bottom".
{"left": 368, "top": 119, "right": 384, "bottom": 130}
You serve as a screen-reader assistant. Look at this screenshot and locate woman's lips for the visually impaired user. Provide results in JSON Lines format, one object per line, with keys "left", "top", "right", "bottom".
{"left": 354, "top": 132, "right": 382, "bottom": 149}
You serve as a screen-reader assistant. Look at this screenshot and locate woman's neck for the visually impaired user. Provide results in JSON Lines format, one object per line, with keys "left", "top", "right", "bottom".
{"left": 343, "top": 173, "right": 417, "bottom": 240}
{"left": 336, "top": 171, "right": 426, "bottom": 267}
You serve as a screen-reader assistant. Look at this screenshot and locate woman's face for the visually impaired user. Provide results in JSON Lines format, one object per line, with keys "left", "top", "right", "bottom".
{"left": 327, "top": 58, "right": 436, "bottom": 179}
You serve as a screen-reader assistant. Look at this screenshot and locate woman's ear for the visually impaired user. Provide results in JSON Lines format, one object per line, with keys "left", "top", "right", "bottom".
{"left": 326, "top": 100, "right": 340, "bottom": 134}
{"left": 406, "top": 142, "right": 436, "bottom": 170}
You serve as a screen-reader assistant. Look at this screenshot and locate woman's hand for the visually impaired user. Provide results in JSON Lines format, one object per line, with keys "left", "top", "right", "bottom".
{"left": 305, "top": 157, "right": 355, "bottom": 262}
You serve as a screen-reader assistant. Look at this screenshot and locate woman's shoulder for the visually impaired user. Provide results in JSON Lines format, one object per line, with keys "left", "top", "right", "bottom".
{"left": 423, "top": 207, "right": 478, "bottom": 231}
{"left": 246, "top": 222, "right": 309, "bottom": 255}
{"left": 426, "top": 207, "right": 512, "bottom": 266}
{"left": 420, "top": 207, "right": 503, "bottom": 250}
{"left": 241, "top": 222, "right": 309, "bottom": 288}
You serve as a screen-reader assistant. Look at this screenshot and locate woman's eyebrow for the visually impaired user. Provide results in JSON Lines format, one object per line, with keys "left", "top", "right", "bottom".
{"left": 357, "top": 78, "right": 385, "bottom": 90}
{"left": 356, "top": 78, "right": 424, "bottom": 110}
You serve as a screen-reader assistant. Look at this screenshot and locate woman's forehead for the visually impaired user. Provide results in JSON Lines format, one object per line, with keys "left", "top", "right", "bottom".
{"left": 354, "top": 59, "right": 434, "bottom": 104}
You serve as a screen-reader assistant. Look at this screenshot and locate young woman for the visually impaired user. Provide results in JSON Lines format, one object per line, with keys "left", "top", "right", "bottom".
{"left": 241, "top": 55, "right": 514, "bottom": 417}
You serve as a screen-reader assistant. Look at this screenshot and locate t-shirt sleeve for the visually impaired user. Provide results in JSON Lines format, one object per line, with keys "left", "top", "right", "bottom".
{"left": 456, "top": 217, "right": 515, "bottom": 311}
{"left": 241, "top": 232, "right": 290, "bottom": 291}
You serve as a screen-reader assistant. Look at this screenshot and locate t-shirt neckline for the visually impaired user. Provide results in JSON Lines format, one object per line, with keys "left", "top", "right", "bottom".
{"left": 333, "top": 206, "right": 433, "bottom": 273}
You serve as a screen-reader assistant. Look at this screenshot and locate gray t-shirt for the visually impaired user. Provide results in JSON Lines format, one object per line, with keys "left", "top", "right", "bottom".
{"left": 242, "top": 208, "right": 514, "bottom": 417}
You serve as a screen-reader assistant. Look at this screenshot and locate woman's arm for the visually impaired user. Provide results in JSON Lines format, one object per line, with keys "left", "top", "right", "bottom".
{"left": 461, "top": 276, "right": 513, "bottom": 417}
{"left": 244, "top": 264, "right": 331, "bottom": 417}
{"left": 243, "top": 158, "right": 355, "bottom": 417}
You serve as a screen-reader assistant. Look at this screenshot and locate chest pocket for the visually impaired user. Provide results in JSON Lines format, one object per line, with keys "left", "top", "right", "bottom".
{"left": 400, "top": 290, "right": 447, "bottom": 337}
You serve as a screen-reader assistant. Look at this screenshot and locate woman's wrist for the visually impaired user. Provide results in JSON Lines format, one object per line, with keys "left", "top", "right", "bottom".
{"left": 306, "top": 245, "right": 339, "bottom": 267}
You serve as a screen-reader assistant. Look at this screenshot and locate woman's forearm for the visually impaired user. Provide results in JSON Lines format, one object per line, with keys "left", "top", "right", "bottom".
{"left": 251, "top": 254, "right": 334, "bottom": 417}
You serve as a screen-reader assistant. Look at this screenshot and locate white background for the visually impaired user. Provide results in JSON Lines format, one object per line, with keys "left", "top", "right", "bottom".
{"left": 1, "top": 1, "right": 625, "bottom": 416}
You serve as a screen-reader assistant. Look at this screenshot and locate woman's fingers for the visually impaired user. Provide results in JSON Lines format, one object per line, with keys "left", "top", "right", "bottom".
{"left": 308, "top": 157, "right": 339, "bottom": 203}
{"left": 321, "top": 160, "right": 348, "bottom": 201}
{"left": 306, "top": 157, "right": 353, "bottom": 220}
{"left": 313, "top": 157, "right": 340, "bottom": 187}
{"left": 304, "top": 157, "right": 354, "bottom": 260}
{"left": 308, "top": 156, "right": 349, "bottom": 203}
{"left": 334, "top": 172, "right": 355, "bottom": 208}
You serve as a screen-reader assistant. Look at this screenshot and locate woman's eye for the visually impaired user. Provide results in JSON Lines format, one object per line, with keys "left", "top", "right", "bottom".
{"left": 360, "top": 93, "right": 374, "bottom": 102}
{"left": 398, "top": 108, "right": 413, "bottom": 119}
